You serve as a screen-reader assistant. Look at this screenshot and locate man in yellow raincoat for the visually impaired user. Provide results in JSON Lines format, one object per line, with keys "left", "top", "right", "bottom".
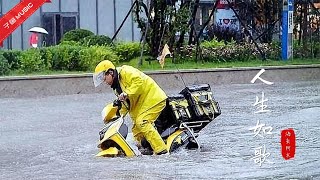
{"left": 93, "top": 60, "right": 168, "bottom": 155}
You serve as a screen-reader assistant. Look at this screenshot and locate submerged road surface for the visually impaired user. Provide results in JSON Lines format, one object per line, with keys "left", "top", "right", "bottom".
{"left": 0, "top": 80, "right": 319, "bottom": 179}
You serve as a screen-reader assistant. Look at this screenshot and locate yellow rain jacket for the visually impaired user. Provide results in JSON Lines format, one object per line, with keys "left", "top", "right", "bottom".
{"left": 115, "top": 65, "right": 167, "bottom": 153}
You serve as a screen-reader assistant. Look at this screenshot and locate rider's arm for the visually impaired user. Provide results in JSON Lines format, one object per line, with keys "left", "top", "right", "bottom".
{"left": 121, "top": 66, "right": 144, "bottom": 96}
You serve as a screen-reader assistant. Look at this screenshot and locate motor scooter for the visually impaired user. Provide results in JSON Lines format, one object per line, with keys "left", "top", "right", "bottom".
{"left": 96, "top": 84, "right": 221, "bottom": 157}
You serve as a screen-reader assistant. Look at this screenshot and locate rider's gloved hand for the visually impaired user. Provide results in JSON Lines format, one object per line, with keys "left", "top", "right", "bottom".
{"left": 118, "top": 92, "right": 128, "bottom": 101}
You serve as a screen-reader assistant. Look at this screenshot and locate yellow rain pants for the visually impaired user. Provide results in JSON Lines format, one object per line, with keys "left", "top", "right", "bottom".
{"left": 132, "top": 100, "right": 167, "bottom": 154}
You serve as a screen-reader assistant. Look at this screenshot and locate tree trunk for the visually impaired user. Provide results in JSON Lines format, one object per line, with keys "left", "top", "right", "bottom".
{"left": 302, "top": 3, "right": 308, "bottom": 50}
{"left": 188, "top": 0, "right": 200, "bottom": 45}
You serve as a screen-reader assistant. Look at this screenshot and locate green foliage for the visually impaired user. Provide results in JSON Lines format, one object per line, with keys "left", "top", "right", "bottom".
{"left": 293, "top": 40, "right": 320, "bottom": 59}
{"left": 60, "top": 29, "right": 94, "bottom": 43}
{"left": 18, "top": 48, "right": 45, "bottom": 73}
{"left": 81, "top": 35, "right": 112, "bottom": 46}
{"left": 171, "top": 5, "right": 191, "bottom": 34}
{"left": 79, "top": 46, "right": 119, "bottom": 71}
{"left": 0, "top": 44, "right": 119, "bottom": 74}
{"left": 200, "top": 39, "right": 226, "bottom": 49}
{"left": 293, "top": 41, "right": 305, "bottom": 58}
{"left": 113, "top": 42, "right": 141, "bottom": 62}
{"left": 200, "top": 42, "right": 281, "bottom": 62}
{"left": 58, "top": 40, "right": 82, "bottom": 46}
{"left": 2, "top": 37, "right": 318, "bottom": 76}
{"left": 0, "top": 51, "right": 10, "bottom": 76}
{"left": 2, "top": 50, "right": 21, "bottom": 70}
{"left": 39, "top": 48, "right": 53, "bottom": 70}
{"left": 47, "top": 45, "right": 82, "bottom": 71}
{"left": 175, "top": 44, "right": 196, "bottom": 63}
{"left": 261, "top": 42, "right": 281, "bottom": 60}
{"left": 312, "top": 42, "right": 320, "bottom": 58}
{"left": 134, "top": 0, "right": 195, "bottom": 56}
{"left": 31, "top": 45, "right": 119, "bottom": 72}
{"left": 113, "top": 40, "right": 280, "bottom": 64}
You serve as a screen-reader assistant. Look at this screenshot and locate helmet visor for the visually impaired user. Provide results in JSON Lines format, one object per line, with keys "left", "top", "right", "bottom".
{"left": 93, "top": 71, "right": 105, "bottom": 87}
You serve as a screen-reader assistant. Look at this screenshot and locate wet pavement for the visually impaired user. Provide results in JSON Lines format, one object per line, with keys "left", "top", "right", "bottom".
{"left": 0, "top": 80, "right": 319, "bottom": 180}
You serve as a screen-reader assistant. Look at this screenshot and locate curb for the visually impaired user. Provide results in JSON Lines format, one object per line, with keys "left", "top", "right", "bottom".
{"left": 1, "top": 65, "right": 319, "bottom": 98}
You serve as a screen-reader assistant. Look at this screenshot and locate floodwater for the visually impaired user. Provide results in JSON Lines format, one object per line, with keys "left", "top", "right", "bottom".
{"left": 0, "top": 80, "right": 319, "bottom": 180}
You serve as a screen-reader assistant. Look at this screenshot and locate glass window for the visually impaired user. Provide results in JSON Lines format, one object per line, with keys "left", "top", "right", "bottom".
{"left": 42, "top": 13, "right": 78, "bottom": 46}
{"left": 62, "top": 16, "right": 77, "bottom": 35}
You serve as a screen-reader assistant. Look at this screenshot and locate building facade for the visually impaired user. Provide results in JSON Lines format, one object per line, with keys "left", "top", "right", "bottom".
{"left": 0, "top": 0, "right": 141, "bottom": 50}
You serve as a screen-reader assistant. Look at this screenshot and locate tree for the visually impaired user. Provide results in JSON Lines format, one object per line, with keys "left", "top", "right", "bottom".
{"left": 132, "top": 0, "right": 320, "bottom": 60}
{"left": 236, "top": 0, "right": 281, "bottom": 43}
{"left": 134, "top": 0, "right": 198, "bottom": 57}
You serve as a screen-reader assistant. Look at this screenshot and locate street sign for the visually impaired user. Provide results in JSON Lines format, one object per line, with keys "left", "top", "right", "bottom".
{"left": 281, "top": 0, "right": 294, "bottom": 60}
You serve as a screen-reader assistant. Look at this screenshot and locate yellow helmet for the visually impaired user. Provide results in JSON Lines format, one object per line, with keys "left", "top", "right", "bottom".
{"left": 93, "top": 60, "right": 115, "bottom": 87}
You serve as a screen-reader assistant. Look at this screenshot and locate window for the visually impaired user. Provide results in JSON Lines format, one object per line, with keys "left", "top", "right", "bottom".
{"left": 42, "top": 13, "right": 78, "bottom": 46}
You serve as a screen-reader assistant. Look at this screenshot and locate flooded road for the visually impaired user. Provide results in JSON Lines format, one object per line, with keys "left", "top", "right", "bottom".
{"left": 1, "top": 80, "right": 319, "bottom": 179}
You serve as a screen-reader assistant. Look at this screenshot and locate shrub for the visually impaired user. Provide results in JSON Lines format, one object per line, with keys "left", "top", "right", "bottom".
{"left": 201, "top": 43, "right": 255, "bottom": 62}
{"left": 175, "top": 44, "right": 196, "bottom": 63}
{"left": 260, "top": 42, "right": 281, "bottom": 60}
{"left": 14, "top": 45, "right": 119, "bottom": 72}
{"left": 60, "top": 29, "right": 94, "bottom": 43}
{"left": 81, "top": 35, "right": 112, "bottom": 46}
{"left": 47, "top": 46, "right": 65, "bottom": 70}
{"left": 0, "top": 51, "right": 10, "bottom": 76}
{"left": 66, "top": 45, "right": 83, "bottom": 70}
{"left": 39, "top": 48, "right": 53, "bottom": 70}
{"left": 18, "top": 48, "right": 45, "bottom": 73}
{"left": 58, "top": 40, "right": 82, "bottom": 46}
{"left": 291, "top": 40, "right": 320, "bottom": 59}
{"left": 201, "top": 39, "right": 226, "bottom": 49}
{"left": 113, "top": 42, "right": 141, "bottom": 62}
{"left": 2, "top": 50, "right": 21, "bottom": 70}
{"left": 292, "top": 41, "right": 310, "bottom": 59}
{"left": 200, "top": 41, "right": 282, "bottom": 62}
{"left": 79, "top": 46, "right": 119, "bottom": 71}
{"left": 312, "top": 42, "right": 320, "bottom": 58}
{"left": 47, "top": 45, "right": 82, "bottom": 71}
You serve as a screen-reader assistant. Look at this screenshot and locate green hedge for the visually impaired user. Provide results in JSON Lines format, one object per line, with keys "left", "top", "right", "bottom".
{"left": 201, "top": 39, "right": 226, "bottom": 49}
{"left": 18, "top": 48, "right": 46, "bottom": 73}
{"left": 1, "top": 37, "right": 317, "bottom": 76}
{"left": 60, "top": 29, "right": 94, "bottom": 43}
{"left": 175, "top": 45, "right": 196, "bottom": 63}
{"left": 293, "top": 41, "right": 320, "bottom": 59}
{"left": 0, "top": 44, "right": 120, "bottom": 75}
{"left": 81, "top": 35, "right": 112, "bottom": 46}
{"left": 2, "top": 50, "right": 21, "bottom": 70}
{"left": 79, "top": 45, "right": 119, "bottom": 70}
{"left": 113, "top": 42, "right": 141, "bottom": 62}
{"left": 45, "top": 45, "right": 84, "bottom": 71}
{"left": 200, "top": 41, "right": 281, "bottom": 62}
{"left": 0, "top": 51, "right": 10, "bottom": 76}
{"left": 41, "top": 45, "right": 119, "bottom": 71}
